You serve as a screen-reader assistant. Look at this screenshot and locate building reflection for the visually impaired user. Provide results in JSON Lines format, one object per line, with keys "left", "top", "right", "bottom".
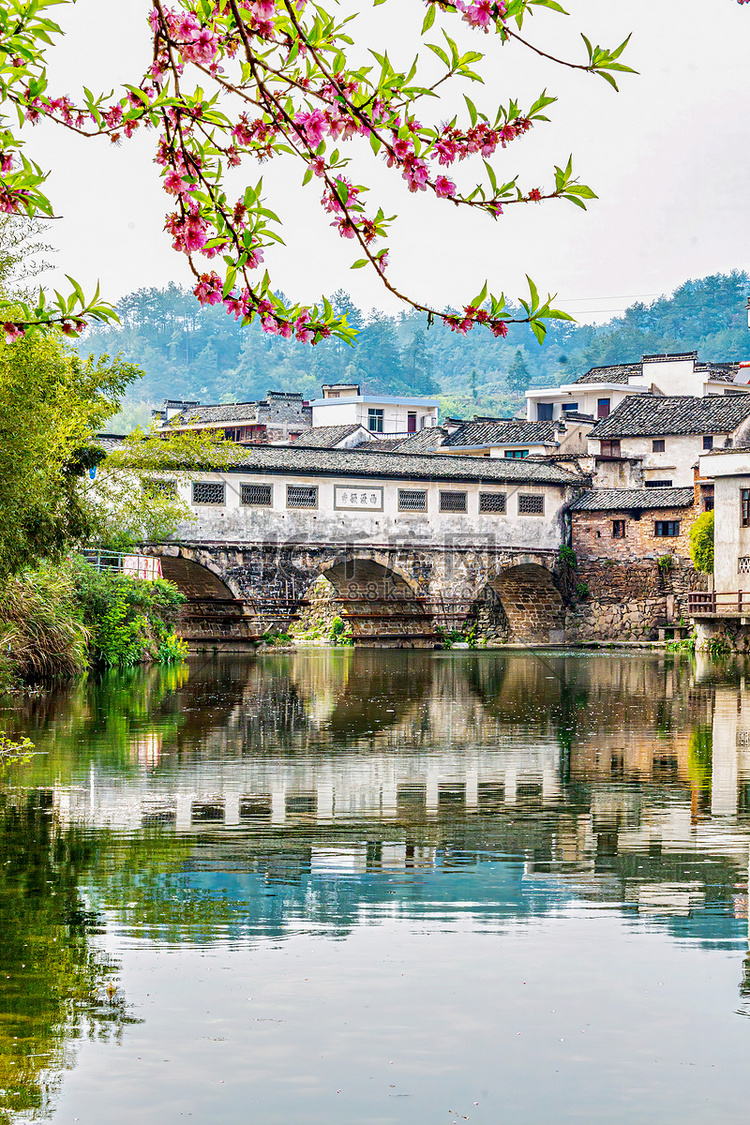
{"left": 6, "top": 650, "right": 750, "bottom": 957}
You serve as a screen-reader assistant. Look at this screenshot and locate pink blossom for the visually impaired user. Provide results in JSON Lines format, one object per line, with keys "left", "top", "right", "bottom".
{"left": 193, "top": 272, "right": 224, "bottom": 305}
{"left": 402, "top": 155, "right": 429, "bottom": 192}
{"left": 3, "top": 324, "right": 24, "bottom": 344}
{"left": 434, "top": 175, "right": 456, "bottom": 198}
{"left": 295, "top": 108, "right": 327, "bottom": 147}
{"left": 164, "top": 169, "right": 193, "bottom": 196}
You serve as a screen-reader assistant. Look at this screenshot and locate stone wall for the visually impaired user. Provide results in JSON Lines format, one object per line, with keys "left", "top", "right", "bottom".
{"left": 564, "top": 556, "right": 708, "bottom": 641}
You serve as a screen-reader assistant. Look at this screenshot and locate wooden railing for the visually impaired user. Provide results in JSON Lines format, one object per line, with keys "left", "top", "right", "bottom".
{"left": 688, "top": 592, "right": 750, "bottom": 616}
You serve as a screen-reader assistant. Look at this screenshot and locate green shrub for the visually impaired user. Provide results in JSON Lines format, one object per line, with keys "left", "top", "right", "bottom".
{"left": 575, "top": 581, "right": 589, "bottom": 599}
{"left": 68, "top": 556, "right": 186, "bottom": 668}
{"left": 328, "top": 616, "right": 353, "bottom": 646}
{"left": 657, "top": 554, "right": 675, "bottom": 572}
{"left": 558, "top": 545, "right": 577, "bottom": 568}
{"left": 690, "top": 511, "right": 714, "bottom": 574}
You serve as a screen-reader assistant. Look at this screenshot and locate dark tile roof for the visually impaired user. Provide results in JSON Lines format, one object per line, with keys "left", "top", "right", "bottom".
{"left": 223, "top": 445, "right": 585, "bottom": 486}
{"left": 442, "top": 419, "right": 559, "bottom": 447}
{"left": 167, "top": 398, "right": 310, "bottom": 427}
{"left": 589, "top": 394, "right": 750, "bottom": 438}
{"left": 573, "top": 363, "right": 641, "bottom": 385}
{"left": 570, "top": 487, "right": 695, "bottom": 511}
{"left": 391, "top": 428, "right": 448, "bottom": 453}
{"left": 291, "top": 424, "right": 365, "bottom": 448}
{"left": 362, "top": 438, "right": 409, "bottom": 452}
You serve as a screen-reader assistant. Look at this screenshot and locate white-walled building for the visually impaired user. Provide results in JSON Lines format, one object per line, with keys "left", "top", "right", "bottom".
{"left": 160, "top": 445, "right": 584, "bottom": 551}
{"left": 587, "top": 394, "right": 750, "bottom": 488}
{"left": 525, "top": 353, "right": 750, "bottom": 423}
{"left": 311, "top": 383, "right": 439, "bottom": 435}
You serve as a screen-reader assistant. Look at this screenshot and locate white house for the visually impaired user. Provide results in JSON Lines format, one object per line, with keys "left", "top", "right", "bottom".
{"left": 310, "top": 383, "right": 439, "bottom": 435}
{"left": 587, "top": 394, "right": 750, "bottom": 488}
{"left": 525, "top": 352, "right": 750, "bottom": 423}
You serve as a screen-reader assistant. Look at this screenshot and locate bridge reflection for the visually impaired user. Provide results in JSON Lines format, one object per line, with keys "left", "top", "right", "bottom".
{"left": 6, "top": 651, "right": 750, "bottom": 955}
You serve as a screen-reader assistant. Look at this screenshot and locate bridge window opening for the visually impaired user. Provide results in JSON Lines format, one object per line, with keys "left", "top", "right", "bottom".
{"left": 477, "top": 783, "right": 505, "bottom": 813}
{"left": 192, "top": 481, "right": 226, "bottom": 505}
{"left": 397, "top": 784, "right": 426, "bottom": 813}
{"left": 287, "top": 485, "right": 318, "bottom": 509}
{"left": 518, "top": 494, "right": 545, "bottom": 515}
{"left": 654, "top": 520, "right": 680, "bottom": 537}
{"left": 148, "top": 478, "right": 177, "bottom": 497}
{"left": 742, "top": 488, "right": 750, "bottom": 527}
{"left": 479, "top": 492, "right": 507, "bottom": 514}
{"left": 399, "top": 489, "right": 427, "bottom": 512}
{"left": 612, "top": 519, "right": 626, "bottom": 538}
{"left": 191, "top": 800, "right": 225, "bottom": 823}
{"left": 368, "top": 408, "right": 384, "bottom": 433}
{"left": 241, "top": 483, "right": 273, "bottom": 507}
{"left": 438, "top": 783, "right": 466, "bottom": 808}
{"left": 285, "top": 792, "right": 317, "bottom": 816}
{"left": 440, "top": 490, "right": 468, "bottom": 513}
{"left": 239, "top": 794, "right": 272, "bottom": 818}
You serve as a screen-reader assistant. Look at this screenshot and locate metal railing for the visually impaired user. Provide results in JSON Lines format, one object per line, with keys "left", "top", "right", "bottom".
{"left": 81, "top": 550, "right": 163, "bottom": 581}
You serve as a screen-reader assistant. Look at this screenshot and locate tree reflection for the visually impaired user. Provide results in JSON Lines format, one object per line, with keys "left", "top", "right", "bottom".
{"left": 0, "top": 791, "right": 140, "bottom": 1124}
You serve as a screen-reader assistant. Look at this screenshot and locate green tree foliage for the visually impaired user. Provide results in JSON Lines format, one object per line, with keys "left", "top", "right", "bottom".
{"left": 690, "top": 510, "right": 714, "bottom": 574}
{"left": 0, "top": 331, "right": 140, "bottom": 577}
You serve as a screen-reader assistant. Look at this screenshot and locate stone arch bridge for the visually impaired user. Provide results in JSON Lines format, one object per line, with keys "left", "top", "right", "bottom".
{"left": 143, "top": 541, "right": 570, "bottom": 648}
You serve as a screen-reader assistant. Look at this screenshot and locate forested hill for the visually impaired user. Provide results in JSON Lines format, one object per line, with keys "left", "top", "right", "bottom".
{"left": 80, "top": 271, "right": 750, "bottom": 428}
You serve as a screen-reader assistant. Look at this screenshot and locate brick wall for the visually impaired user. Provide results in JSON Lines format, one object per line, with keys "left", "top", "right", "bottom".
{"left": 571, "top": 504, "right": 695, "bottom": 563}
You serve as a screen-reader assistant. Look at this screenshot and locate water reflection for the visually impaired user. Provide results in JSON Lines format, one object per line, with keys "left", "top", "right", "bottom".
{"left": 3, "top": 651, "right": 750, "bottom": 1122}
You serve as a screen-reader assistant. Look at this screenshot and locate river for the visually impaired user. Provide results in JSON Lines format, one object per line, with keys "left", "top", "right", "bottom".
{"left": 1, "top": 649, "right": 750, "bottom": 1123}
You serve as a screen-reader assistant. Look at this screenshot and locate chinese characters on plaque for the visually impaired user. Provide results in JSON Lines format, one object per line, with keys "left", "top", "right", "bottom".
{"left": 334, "top": 485, "right": 384, "bottom": 512}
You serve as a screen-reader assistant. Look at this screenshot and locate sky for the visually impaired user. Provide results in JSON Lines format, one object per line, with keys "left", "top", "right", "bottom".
{"left": 24, "top": 0, "right": 750, "bottom": 324}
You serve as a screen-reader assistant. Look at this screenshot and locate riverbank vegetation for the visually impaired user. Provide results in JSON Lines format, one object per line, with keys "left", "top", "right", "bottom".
{"left": 0, "top": 557, "right": 187, "bottom": 689}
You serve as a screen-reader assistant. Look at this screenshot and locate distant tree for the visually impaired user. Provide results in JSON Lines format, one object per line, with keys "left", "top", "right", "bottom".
{"left": 506, "top": 349, "right": 531, "bottom": 398}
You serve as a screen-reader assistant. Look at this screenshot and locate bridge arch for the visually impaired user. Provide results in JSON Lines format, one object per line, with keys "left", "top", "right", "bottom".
{"left": 472, "top": 562, "right": 565, "bottom": 645}
{"left": 145, "top": 549, "right": 258, "bottom": 648}
{"left": 317, "top": 553, "right": 435, "bottom": 646}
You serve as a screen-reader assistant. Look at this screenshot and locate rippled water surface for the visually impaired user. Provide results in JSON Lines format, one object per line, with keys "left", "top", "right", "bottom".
{"left": 3, "top": 649, "right": 750, "bottom": 1123}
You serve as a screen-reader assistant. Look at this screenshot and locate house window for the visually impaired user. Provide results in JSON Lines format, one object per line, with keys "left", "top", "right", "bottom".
{"left": 652, "top": 439, "right": 665, "bottom": 452}
{"left": 561, "top": 403, "right": 579, "bottom": 413}
{"left": 398, "top": 489, "right": 427, "bottom": 511}
{"left": 368, "top": 408, "right": 384, "bottom": 433}
{"left": 479, "top": 492, "right": 507, "bottom": 514}
{"left": 612, "top": 519, "right": 626, "bottom": 538}
{"left": 518, "top": 494, "right": 545, "bottom": 515}
{"left": 739, "top": 557, "right": 750, "bottom": 574}
{"left": 645, "top": 480, "right": 673, "bottom": 489}
{"left": 504, "top": 449, "right": 529, "bottom": 459}
{"left": 597, "top": 398, "right": 611, "bottom": 419}
{"left": 703, "top": 435, "right": 714, "bottom": 451}
{"left": 407, "top": 412, "right": 417, "bottom": 433}
{"left": 440, "top": 490, "right": 468, "bottom": 513}
{"left": 600, "top": 439, "right": 621, "bottom": 457}
{"left": 701, "top": 486, "right": 714, "bottom": 512}
{"left": 328, "top": 391, "right": 340, "bottom": 398}
{"left": 287, "top": 485, "right": 318, "bottom": 508}
{"left": 654, "top": 520, "right": 680, "bottom": 537}
{"left": 742, "top": 488, "right": 750, "bottom": 527}
{"left": 192, "top": 481, "right": 225, "bottom": 505}
{"left": 241, "top": 483, "right": 273, "bottom": 507}
{"left": 537, "top": 403, "right": 554, "bottom": 421}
